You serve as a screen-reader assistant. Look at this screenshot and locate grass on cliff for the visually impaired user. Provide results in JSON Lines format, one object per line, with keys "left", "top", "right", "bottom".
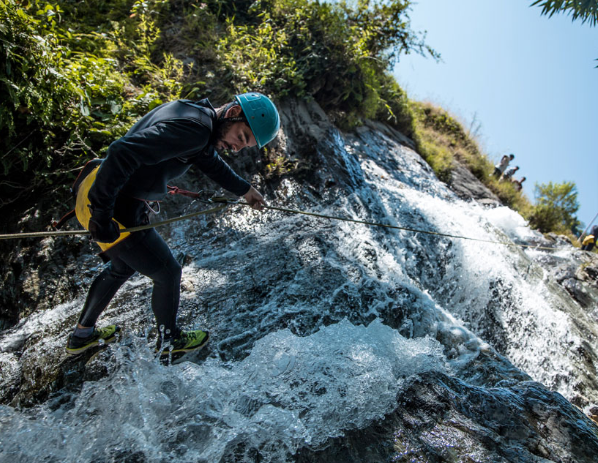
{"left": 410, "top": 101, "right": 534, "bottom": 218}
{"left": 411, "top": 103, "right": 583, "bottom": 240}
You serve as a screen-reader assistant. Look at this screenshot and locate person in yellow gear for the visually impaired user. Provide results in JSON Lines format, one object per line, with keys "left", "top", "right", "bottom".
{"left": 581, "top": 225, "right": 598, "bottom": 252}
{"left": 66, "top": 93, "right": 280, "bottom": 356}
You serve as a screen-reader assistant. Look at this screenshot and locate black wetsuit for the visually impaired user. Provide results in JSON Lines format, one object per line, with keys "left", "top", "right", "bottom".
{"left": 78, "top": 99, "right": 251, "bottom": 336}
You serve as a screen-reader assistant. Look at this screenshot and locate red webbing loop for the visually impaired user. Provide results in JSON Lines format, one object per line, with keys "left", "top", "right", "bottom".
{"left": 167, "top": 185, "right": 202, "bottom": 199}
{"left": 51, "top": 209, "right": 76, "bottom": 230}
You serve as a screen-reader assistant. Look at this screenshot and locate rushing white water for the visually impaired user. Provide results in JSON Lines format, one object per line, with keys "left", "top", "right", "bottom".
{"left": 0, "top": 320, "right": 445, "bottom": 462}
{"left": 1, "top": 115, "right": 597, "bottom": 462}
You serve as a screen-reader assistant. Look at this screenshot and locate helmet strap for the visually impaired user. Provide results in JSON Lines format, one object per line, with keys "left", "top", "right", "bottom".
{"left": 212, "top": 103, "right": 249, "bottom": 146}
{"left": 218, "top": 102, "right": 246, "bottom": 123}
{"left": 225, "top": 116, "right": 248, "bottom": 123}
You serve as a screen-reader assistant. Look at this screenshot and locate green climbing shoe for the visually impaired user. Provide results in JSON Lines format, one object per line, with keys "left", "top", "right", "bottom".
{"left": 156, "top": 329, "right": 210, "bottom": 357}
{"left": 65, "top": 325, "right": 121, "bottom": 355}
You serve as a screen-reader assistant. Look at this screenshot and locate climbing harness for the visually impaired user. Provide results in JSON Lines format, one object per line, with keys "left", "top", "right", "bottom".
{"left": 0, "top": 194, "right": 563, "bottom": 252}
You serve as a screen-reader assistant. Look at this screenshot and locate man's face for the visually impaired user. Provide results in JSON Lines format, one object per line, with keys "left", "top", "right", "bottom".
{"left": 214, "top": 121, "right": 257, "bottom": 154}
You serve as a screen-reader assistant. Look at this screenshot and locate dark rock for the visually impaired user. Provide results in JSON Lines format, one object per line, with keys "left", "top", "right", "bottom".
{"left": 561, "top": 278, "right": 594, "bottom": 308}
{"left": 297, "top": 372, "right": 598, "bottom": 463}
{"left": 546, "top": 233, "right": 573, "bottom": 246}
{"left": 447, "top": 161, "right": 501, "bottom": 206}
{"left": 581, "top": 261, "right": 598, "bottom": 287}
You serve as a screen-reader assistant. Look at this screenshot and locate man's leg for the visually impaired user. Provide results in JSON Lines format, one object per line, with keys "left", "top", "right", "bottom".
{"left": 116, "top": 228, "right": 182, "bottom": 337}
{"left": 77, "top": 257, "right": 135, "bottom": 329}
{"left": 69, "top": 228, "right": 206, "bottom": 356}
{"left": 66, "top": 257, "right": 133, "bottom": 354}
{"left": 117, "top": 229, "right": 209, "bottom": 356}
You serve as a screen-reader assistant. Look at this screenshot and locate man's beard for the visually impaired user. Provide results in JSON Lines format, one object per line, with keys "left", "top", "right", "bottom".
{"left": 212, "top": 120, "right": 237, "bottom": 155}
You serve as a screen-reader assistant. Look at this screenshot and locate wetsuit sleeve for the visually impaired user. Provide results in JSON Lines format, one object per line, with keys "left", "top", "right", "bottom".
{"left": 192, "top": 149, "right": 251, "bottom": 197}
{"left": 88, "top": 119, "right": 210, "bottom": 213}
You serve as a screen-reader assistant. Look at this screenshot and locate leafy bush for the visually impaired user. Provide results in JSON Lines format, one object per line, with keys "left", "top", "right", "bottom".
{"left": 531, "top": 0, "right": 598, "bottom": 26}
{"left": 0, "top": 0, "right": 188, "bottom": 210}
{"left": 409, "top": 102, "right": 538, "bottom": 217}
{"left": 528, "top": 181, "right": 581, "bottom": 233}
{"left": 213, "top": 0, "right": 434, "bottom": 130}
{"left": 1, "top": 0, "right": 435, "bottom": 210}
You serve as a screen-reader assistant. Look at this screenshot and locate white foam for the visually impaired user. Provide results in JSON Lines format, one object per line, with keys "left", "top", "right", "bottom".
{"left": 0, "top": 319, "right": 446, "bottom": 463}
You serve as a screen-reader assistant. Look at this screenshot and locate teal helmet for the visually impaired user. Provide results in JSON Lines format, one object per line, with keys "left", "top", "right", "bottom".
{"left": 235, "top": 92, "right": 280, "bottom": 149}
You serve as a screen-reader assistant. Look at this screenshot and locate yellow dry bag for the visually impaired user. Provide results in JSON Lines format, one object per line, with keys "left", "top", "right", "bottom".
{"left": 74, "top": 161, "right": 131, "bottom": 251}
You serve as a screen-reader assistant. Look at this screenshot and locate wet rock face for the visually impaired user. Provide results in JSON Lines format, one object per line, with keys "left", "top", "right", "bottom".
{"left": 0, "top": 205, "right": 99, "bottom": 331}
{"left": 534, "top": 251, "right": 598, "bottom": 311}
{"left": 1, "top": 98, "right": 598, "bottom": 462}
{"left": 299, "top": 371, "right": 598, "bottom": 463}
{"left": 580, "top": 259, "right": 598, "bottom": 288}
{"left": 447, "top": 161, "right": 501, "bottom": 206}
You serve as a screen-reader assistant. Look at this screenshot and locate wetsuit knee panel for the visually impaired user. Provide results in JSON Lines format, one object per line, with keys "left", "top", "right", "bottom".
{"left": 150, "top": 258, "right": 182, "bottom": 284}
{"left": 107, "top": 260, "right": 136, "bottom": 280}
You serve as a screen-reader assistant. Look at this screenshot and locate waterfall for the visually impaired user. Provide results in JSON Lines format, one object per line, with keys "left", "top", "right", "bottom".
{"left": 1, "top": 100, "right": 597, "bottom": 462}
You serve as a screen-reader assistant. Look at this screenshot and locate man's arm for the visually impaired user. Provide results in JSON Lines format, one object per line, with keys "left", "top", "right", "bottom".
{"left": 89, "top": 119, "right": 211, "bottom": 214}
{"left": 192, "top": 149, "right": 251, "bottom": 197}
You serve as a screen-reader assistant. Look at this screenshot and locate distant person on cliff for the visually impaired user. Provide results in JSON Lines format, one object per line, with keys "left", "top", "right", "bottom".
{"left": 65, "top": 93, "right": 280, "bottom": 357}
{"left": 493, "top": 153, "right": 514, "bottom": 178}
{"left": 511, "top": 176, "right": 526, "bottom": 192}
{"left": 500, "top": 165, "right": 519, "bottom": 182}
{"left": 581, "top": 225, "right": 598, "bottom": 252}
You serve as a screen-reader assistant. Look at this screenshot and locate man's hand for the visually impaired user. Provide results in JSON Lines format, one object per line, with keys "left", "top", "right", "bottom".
{"left": 88, "top": 209, "right": 121, "bottom": 243}
{"left": 243, "top": 186, "right": 266, "bottom": 211}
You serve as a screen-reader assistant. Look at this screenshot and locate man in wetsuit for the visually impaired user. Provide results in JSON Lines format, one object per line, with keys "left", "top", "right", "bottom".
{"left": 65, "top": 93, "right": 280, "bottom": 356}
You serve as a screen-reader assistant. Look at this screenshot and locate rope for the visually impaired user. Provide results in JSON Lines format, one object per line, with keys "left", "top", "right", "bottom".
{"left": 0, "top": 203, "right": 229, "bottom": 240}
{"left": 216, "top": 199, "right": 560, "bottom": 252}
{"left": 0, "top": 196, "right": 561, "bottom": 252}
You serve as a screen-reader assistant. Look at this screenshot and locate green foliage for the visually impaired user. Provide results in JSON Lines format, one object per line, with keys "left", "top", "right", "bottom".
{"left": 0, "top": 0, "right": 188, "bottom": 208}
{"left": 264, "top": 153, "right": 297, "bottom": 179}
{"left": 528, "top": 181, "right": 581, "bottom": 233}
{"left": 531, "top": 0, "right": 598, "bottom": 26}
{"left": 0, "top": 0, "right": 434, "bottom": 210}
{"left": 413, "top": 136, "right": 454, "bottom": 183}
{"left": 531, "top": 0, "right": 598, "bottom": 65}
{"left": 375, "top": 73, "right": 417, "bottom": 138}
{"left": 214, "top": 0, "right": 434, "bottom": 130}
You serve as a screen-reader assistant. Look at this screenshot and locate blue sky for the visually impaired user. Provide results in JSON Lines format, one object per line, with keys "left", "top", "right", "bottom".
{"left": 393, "top": 0, "right": 597, "bottom": 230}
